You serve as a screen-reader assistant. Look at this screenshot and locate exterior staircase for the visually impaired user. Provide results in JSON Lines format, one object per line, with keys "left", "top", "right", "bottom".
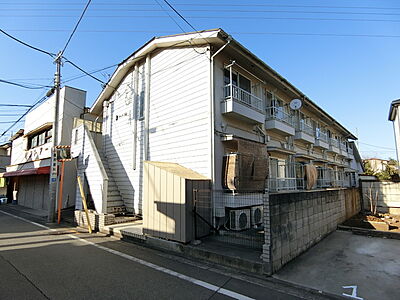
{"left": 100, "top": 152, "right": 127, "bottom": 214}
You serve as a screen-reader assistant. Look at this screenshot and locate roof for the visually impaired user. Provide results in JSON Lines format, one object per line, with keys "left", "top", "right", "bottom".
{"left": 388, "top": 99, "right": 400, "bottom": 121}
{"left": 145, "top": 161, "right": 209, "bottom": 180}
{"left": 90, "top": 28, "right": 356, "bottom": 139}
{"left": 9, "top": 129, "right": 24, "bottom": 142}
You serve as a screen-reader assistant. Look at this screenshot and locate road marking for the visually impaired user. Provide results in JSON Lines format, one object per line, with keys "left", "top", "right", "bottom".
{"left": 0, "top": 210, "right": 254, "bottom": 300}
{"left": 342, "top": 285, "right": 363, "bottom": 300}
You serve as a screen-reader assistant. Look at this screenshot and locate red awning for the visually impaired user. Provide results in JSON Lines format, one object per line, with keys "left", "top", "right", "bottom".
{"left": 3, "top": 166, "right": 50, "bottom": 177}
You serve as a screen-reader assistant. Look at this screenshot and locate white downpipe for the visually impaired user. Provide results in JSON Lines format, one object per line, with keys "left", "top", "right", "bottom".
{"left": 210, "top": 38, "right": 231, "bottom": 227}
{"left": 133, "top": 64, "right": 139, "bottom": 170}
{"left": 144, "top": 55, "right": 151, "bottom": 160}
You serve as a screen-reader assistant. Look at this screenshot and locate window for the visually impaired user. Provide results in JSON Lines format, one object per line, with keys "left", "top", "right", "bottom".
{"left": 137, "top": 90, "right": 145, "bottom": 120}
{"left": 28, "top": 127, "right": 52, "bottom": 149}
{"left": 223, "top": 69, "right": 251, "bottom": 93}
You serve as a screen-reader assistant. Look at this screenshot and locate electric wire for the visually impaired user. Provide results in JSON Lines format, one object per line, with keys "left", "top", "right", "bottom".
{"left": 0, "top": 104, "right": 33, "bottom": 107}
{"left": 0, "top": 79, "right": 53, "bottom": 90}
{"left": 0, "top": 29, "right": 55, "bottom": 57}
{"left": 3, "top": 15, "right": 400, "bottom": 23}
{"left": 162, "top": 0, "right": 197, "bottom": 32}
{"left": 2, "top": 2, "right": 400, "bottom": 11}
{"left": 0, "top": 94, "right": 48, "bottom": 138}
{"left": 63, "top": 58, "right": 106, "bottom": 84}
{"left": 61, "top": 0, "right": 91, "bottom": 54}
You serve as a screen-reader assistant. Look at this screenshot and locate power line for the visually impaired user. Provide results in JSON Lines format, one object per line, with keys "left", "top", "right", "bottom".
{"left": 0, "top": 94, "right": 48, "bottom": 138}
{"left": 62, "top": 0, "right": 91, "bottom": 54}
{"left": 162, "top": 0, "right": 197, "bottom": 32}
{"left": 359, "top": 142, "right": 396, "bottom": 150}
{"left": 0, "top": 28, "right": 55, "bottom": 57}
{"left": 0, "top": 79, "right": 53, "bottom": 90}
{"left": 3, "top": 15, "right": 400, "bottom": 23}
{"left": 4, "top": 8, "right": 400, "bottom": 16}
{"left": 64, "top": 58, "right": 106, "bottom": 85}
{"left": 2, "top": 2, "right": 400, "bottom": 10}
{"left": 0, "top": 104, "right": 33, "bottom": 107}
{"left": 63, "top": 63, "right": 118, "bottom": 83}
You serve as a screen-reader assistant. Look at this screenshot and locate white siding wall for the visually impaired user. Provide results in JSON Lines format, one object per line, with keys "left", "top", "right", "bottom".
{"left": 149, "top": 47, "right": 211, "bottom": 177}
{"left": 103, "top": 70, "right": 137, "bottom": 213}
{"left": 72, "top": 125, "right": 107, "bottom": 212}
{"left": 102, "top": 46, "right": 211, "bottom": 215}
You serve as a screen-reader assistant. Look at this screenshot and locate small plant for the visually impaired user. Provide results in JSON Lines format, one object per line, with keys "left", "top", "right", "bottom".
{"left": 364, "top": 182, "right": 379, "bottom": 215}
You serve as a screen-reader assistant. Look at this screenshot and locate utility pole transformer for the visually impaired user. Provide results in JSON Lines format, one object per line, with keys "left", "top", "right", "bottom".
{"left": 48, "top": 52, "right": 62, "bottom": 223}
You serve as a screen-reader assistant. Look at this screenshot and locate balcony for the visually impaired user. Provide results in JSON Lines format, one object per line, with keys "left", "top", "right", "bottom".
{"left": 221, "top": 84, "right": 265, "bottom": 124}
{"left": 269, "top": 177, "right": 297, "bottom": 192}
{"left": 265, "top": 106, "right": 295, "bottom": 136}
{"left": 339, "top": 142, "right": 348, "bottom": 157}
{"left": 328, "top": 138, "right": 341, "bottom": 154}
{"left": 294, "top": 122, "right": 315, "bottom": 144}
{"left": 314, "top": 130, "right": 329, "bottom": 149}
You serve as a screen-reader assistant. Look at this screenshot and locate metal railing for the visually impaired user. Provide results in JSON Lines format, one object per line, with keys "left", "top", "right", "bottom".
{"left": 269, "top": 177, "right": 297, "bottom": 192}
{"left": 329, "top": 138, "right": 339, "bottom": 148}
{"left": 339, "top": 141, "right": 347, "bottom": 151}
{"left": 348, "top": 147, "right": 354, "bottom": 156}
{"left": 298, "top": 122, "right": 315, "bottom": 136}
{"left": 224, "top": 84, "right": 264, "bottom": 112}
{"left": 265, "top": 106, "right": 294, "bottom": 126}
{"left": 316, "top": 178, "right": 331, "bottom": 188}
{"left": 315, "top": 129, "right": 329, "bottom": 143}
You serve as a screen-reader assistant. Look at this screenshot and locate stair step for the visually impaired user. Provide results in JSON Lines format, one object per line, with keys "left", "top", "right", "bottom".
{"left": 107, "top": 206, "right": 127, "bottom": 214}
{"left": 108, "top": 195, "right": 123, "bottom": 201}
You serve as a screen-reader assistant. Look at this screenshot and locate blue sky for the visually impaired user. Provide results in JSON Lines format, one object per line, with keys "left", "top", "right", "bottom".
{"left": 0, "top": 0, "right": 399, "bottom": 159}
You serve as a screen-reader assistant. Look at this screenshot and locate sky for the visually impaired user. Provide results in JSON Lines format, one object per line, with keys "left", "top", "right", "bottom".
{"left": 0, "top": 0, "right": 399, "bottom": 159}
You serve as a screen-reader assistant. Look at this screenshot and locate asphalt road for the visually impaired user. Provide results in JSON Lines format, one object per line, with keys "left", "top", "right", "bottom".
{"left": 0, "top": 207, "right": 331, "bottom": 300}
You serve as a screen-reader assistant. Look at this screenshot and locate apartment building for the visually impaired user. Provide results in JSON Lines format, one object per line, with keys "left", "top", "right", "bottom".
{"left": 389, "top": 99, "right": 400, "bottom": 166}
{"left": 4, "top": 86, "right": 86, "bottom": 211}
{"left": 72, "top": 29, "right": 360, "bottom": 232}
{"left": 0, "top": 142, "right": 11, "bottom": 198}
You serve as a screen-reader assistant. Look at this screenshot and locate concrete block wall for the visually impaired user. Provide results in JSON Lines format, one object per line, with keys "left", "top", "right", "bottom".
{"left": 262, "top": 188, "right": 360, "bottom": 274}
{"left": 360, "top": 180, "right": 400, "bottom": 214}
{"left": 74, "top": 210, "right": 115, "bottom": 231}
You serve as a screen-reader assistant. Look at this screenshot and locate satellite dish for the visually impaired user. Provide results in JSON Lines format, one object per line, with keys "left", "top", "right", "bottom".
{"left": 290, "top": 98, "right": 302, "bottom": 110}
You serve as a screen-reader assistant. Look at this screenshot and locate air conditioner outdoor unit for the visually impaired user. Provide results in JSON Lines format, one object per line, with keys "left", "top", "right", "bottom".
{"left": 229, "top": 209, "right": 251, "bottom": 231}
{"left": 251, "top": 205, "right": 263, "bottom": 226}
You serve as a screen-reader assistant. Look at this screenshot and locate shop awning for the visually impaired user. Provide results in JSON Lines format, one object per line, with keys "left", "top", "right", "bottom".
{"left": 3, "top": 166, "right": 50, "bottom": 177}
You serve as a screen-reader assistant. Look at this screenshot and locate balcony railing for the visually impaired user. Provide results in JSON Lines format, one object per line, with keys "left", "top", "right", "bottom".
{"left": 298, "top": 122, "right": 314, "bottom": 136}
{"left": 224, "top": 84, "right": 263, "bottom": 112}
{"left": 316, "top": 178, "right": 331, "bottom": 188}
{"left": 329, "top": 138, "right": 339, "bottom": 148}
{"left": 339, "top": 141, "right": 347, "bottom": 151}
{"left": 266, "top": 106, "right": 294, "bottom": 126}
{"left": 269, "top": 177, "right": 297, "bottom": 192}
{"left": 348, "top": 147, "right": 354, "bottom": 156}
{"left": 315, "top": 129, "right": 328, "bottom": 143}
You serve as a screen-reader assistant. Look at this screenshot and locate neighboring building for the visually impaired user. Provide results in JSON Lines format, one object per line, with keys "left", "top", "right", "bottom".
{"left": 363, "top": 158, "right": 389, "bottom": 173}
{"left": 388, "top": 99, "right": 400, "bottom": 165}
{"left": 4, "top": 86, "right": 86, "bottom": 211}
{"left": 72, "top": 29, "right": 359, "bottom": 223}
{"left": 0, "top": 142, "right": 11, "bottom": 198}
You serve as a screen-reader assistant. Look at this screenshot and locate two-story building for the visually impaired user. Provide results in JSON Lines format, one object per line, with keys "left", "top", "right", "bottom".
{"left": 4, "top": 86, "right": 86, "bottom": 211}
{"left": 72, "top": 29, "right": 360, "bottom": 231}
{"left": 0, "top": 142, "right": 11, "bottom": 199}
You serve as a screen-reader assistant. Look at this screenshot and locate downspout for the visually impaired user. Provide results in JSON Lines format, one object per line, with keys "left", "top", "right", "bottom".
{"left": 133, "top": 64, "right": 139, "bottom": 169}
{"left": 392, "top": 120, "right": 400, "bottom": 174}
{"left": 144, "top": 54, "right": 151, "bottom": 160}
{"left": 210, "top": 37, "right": 231, "bottom": 227}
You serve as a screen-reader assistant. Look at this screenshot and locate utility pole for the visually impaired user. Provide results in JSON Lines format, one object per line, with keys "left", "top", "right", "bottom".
{"left": 48, "top": 51, "right": 62, "bottom": 223}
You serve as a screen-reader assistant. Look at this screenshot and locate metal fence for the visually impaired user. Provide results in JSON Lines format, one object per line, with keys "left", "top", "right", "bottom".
{"left": 194, "top": 190, "right": 265, "bottom": 249}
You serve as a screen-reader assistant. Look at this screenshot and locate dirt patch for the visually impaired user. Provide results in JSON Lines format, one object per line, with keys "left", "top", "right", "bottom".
{"left": 342, "top": 213, "right": 400, "bottom": 232}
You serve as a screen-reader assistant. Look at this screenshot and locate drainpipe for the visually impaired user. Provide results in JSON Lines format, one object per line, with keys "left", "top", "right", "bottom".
{"left": 133, "top": 64, "right": 139, "bottom": 169}
{"left": 144, "top": 55, "right": 151, "bottom": 160}
{"left": 210, "top": 37, "right": 231, "bottom": 227}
